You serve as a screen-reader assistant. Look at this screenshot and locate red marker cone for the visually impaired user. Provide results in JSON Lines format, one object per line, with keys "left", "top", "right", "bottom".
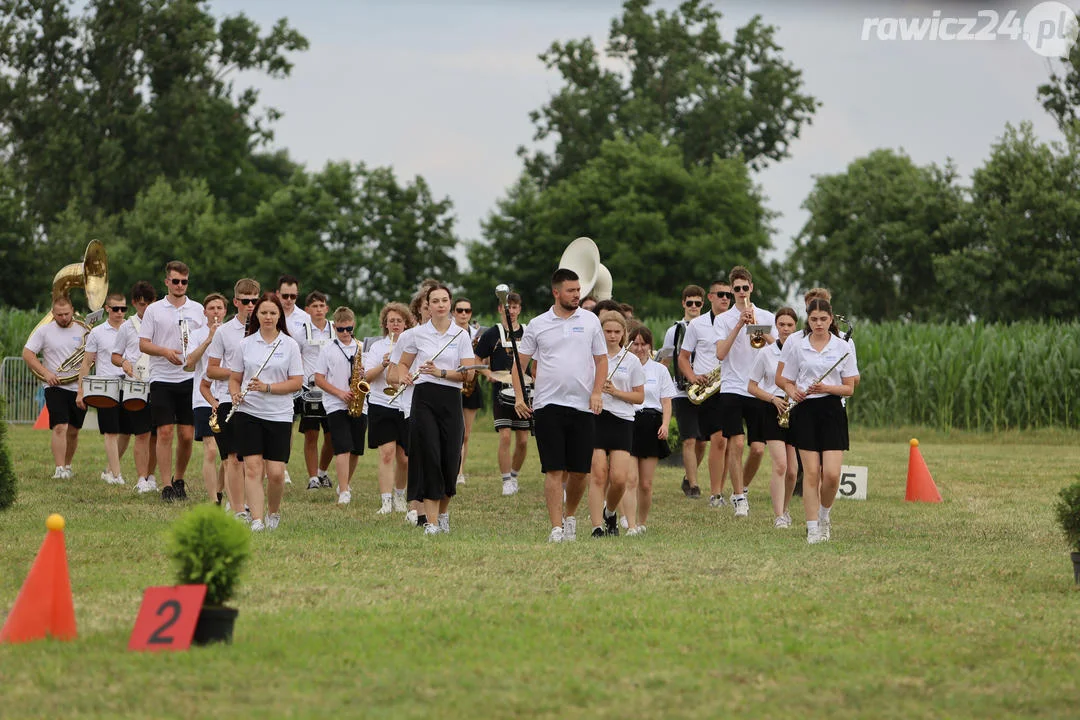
{"left": 0, "top": 514, "right": 77, "bottom": 644}
{"left": 905, "top": 439, "right": 942, "bottom": 503}
{"left": 32, "top": 405, "right": 49, "bottom": 430}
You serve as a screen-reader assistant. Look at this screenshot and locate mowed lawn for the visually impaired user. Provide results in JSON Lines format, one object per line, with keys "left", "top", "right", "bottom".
{"left": 1, "top": 421, "right": 1079, "bottom": 719}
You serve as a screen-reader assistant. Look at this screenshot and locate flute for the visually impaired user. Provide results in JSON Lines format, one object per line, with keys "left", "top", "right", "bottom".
{"left": 225, "top": 338, "right": 282, "bottom": 423}
{"left": 387, "top": 328, "right": 465, "bottom": 405}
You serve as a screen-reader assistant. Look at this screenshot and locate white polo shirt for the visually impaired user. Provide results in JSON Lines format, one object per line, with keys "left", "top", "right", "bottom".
{"left": 315, "top": 339, "right": 359, "bottom": 416}
{"left": 85, "top": 323, "right": 124, "bottom": 378}
{"left": 749, "top": 341, "right": 785, "bottom": 398}
{"left": 779, "top": 333, "right": 857, "bottom": 400}
{"left": 284, "top": 307, "right": 311, "bottom": 344}
{"left": 299, "top": 318, "right": 334, "bottom": 379}
{"left": 715, "top": 304, "right": 777, "bottom": 398}
{"left": 393, "top": 321, "right": 473, "bottom": 390}
{"left": 519, "top": 306, "right": 606, "bottom": 412}
{"left": 366, "top": 335, "right": 411, "bottom": 411}
{"left": 228, "top": 332, "right": 304, "bottom": 423}
{"left": 188, "top": 325, "right": 212, "bottom": 409}
{"left": 637, "top": 358, "right": 677, "bottom": 412}
{"left": 206, "top": 316, "right": 248, "bottom": 404}
{"left": 25, "top": 321, "right": 85, "bottom": 391}
{"left": 602, "top": 348, "right": 646, "bottom": 422}
{"left": 679, "top": 312, "right": 723, "bottom": 377}
{"left": 139, "top": 297, "right": 205, "bottom": 384}
{"left": 661, "top": 320, "right": 691, "bottom": 399}
{"left": 113, "top": 316, "right": 148, "bottom": 379}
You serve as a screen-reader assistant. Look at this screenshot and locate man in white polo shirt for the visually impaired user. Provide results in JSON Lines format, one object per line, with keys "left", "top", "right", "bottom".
{"left": 77, "top": 291, "right": 130, "bottom": 485}
{"left": 661, "top": 284, "right": 707, "bottom": 499}
{"left": 276, "top": 273, "right": 310, "bottom": 485}
{"left": 112, "top": 280, "right": 159, "bottom": 493}
{"left": 23, "top": 296, "right": 87, "bottom": 479}
{"left": 511, "top": 268, "right": 607, "bottom": 543}
{"left": 139, "top": 260, "right": 205, "bottom": 503}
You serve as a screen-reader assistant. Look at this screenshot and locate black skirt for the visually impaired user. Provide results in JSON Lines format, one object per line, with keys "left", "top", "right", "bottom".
{"left": 632, "top": 409, "right": 671, "bottom": 460}
{"left": 791, "top": 395, "right": 849, "bottom": 453}
{"left": 407, "top": 383, "right": 465, "bottom": 502}
{"left": 595, "top": 410, "right": 633, "bottom": 453}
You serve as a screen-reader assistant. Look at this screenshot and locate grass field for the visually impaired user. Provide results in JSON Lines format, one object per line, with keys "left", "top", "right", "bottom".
{"left": 1, "top": 422, "right": 1079, "bottom": 719}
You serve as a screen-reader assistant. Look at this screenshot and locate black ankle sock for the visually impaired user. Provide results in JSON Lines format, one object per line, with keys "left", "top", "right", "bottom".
{"left": 417, "top": 514, "right": 428, "bottom": 525}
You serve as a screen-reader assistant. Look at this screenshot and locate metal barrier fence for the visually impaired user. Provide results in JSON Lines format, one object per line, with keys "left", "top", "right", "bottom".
{"left": 0, "top": 356, "right": 43, "bottom": 424}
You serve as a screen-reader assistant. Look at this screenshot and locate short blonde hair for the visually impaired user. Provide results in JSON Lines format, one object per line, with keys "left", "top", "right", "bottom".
{"left": 598, "top": 310, "right": 627, "bottom": 345}
{"left": 332, "top": 306, "right": 355, "bottom": 325}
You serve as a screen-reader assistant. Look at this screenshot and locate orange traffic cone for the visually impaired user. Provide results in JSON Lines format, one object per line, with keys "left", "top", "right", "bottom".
{"left": 32, "top": 405, "right": 49, "bottom": 430}
{"left": 905, "top": 439, "right": 942, "bottom": 503}
{"left": 0, "top": 514, "right": 77, "bottom": 643}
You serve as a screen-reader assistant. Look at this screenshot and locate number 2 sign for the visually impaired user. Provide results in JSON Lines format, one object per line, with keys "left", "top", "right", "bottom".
{"left": 128, "top": 585, "right": 206, "bottom": 652}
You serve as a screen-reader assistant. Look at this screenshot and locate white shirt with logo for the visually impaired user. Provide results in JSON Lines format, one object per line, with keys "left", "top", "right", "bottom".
{"left": 518, "top": 307, "right": 606, "bottom": 412}
{"left": 85, "top": 323, "right": 124, "bottom": 378}
{"left": 749, "top": 340, "right": 785, "bottom": 398}
{"left": 715, "top": 304, "right": 777, "bottom": 398}
{"left": 25, "top": 321, "right": 85, "bottom": 391}
{"left": 315, "top": 339, "right": 360, "bottom": 416}
{"left": 206, "top": 316, "right": 248, "bottom": 404}
{"left": 393, "top": 321, "right": 474, "bottom": 390}
{"left": 299, "top": 318, "right": 334, "bottom": 379}
{"left": 138, "top": 297, "right": 206, "bottom": 384}
{"left": 779, "top": 333, "right": 858, "bottom": 401}
{"left": 367, "top": 335, "right": 411, "bottom": 412}
{"left": 636, "top": 358, "right": 678, "bottom": 412}
{"left": 113, "top": 317, "right": 150, "bottom": 380}
{"left": 679, "top": 312, "right": 723, "bottom": 377}
{"left": 602, "top": 348, "right": 646, "bottom": 422}
{"left": 228, "top": 332, "right": 304, "bottom": 422}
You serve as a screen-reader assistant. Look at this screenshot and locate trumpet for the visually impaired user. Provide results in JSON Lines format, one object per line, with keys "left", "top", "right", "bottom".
{"left": 387, "top": 328, "right": 465, "bottom": 405}
{"left": 687, "top": 367, "right": 722, "bottom": 405}
{"left": 744, "top": 296, "right": 766, "bottom": 350}
{"left": 777, "top": 352, "right": 850, "bottom": 429}
{"left": 225, "top": 338, "right": 282, "bottom": 423}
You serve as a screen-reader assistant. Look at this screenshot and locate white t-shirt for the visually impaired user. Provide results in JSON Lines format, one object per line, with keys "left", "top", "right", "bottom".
{"left": 206, "top": 316, "right": 248, "bottom": 404}
{"left": 601, "top": 349, "right": 646, "bottom": 421}
{"left": 25, "top": 320, "right": 85, "bottom": 391}
{"left": 749, "top": 341, "right": 784, "bottom": 398}
{"left": 315, "top": 339, "right": 359, "bottom": 416}
{"left": 228, "top": 332, "right": 304, "bottom": 423}
{"left": 715, "top": 304, "right": 777, "bottom": 398}
{"left": 113, "top": 317, "right": 149, "bottom": 380}
{"left": 138, "top": 297, "right": 205, "bottom": 384}
{"left": 393, "top": 321, "right": 474, "bottom": 390}
{"left": 779, "top": 333, "right": 858, "bottom": 400}
{"left": 299, "top": 318, "right": 334, "bottom": 379}
{"left": 679, "top": 312, "right": 723, "bottom": 377}
{"left": 366, "top": 335, "right": 411, "bottom": 411}
{"left": 188, "top": 326, "right": 212, "bottom": 409}
{"left": 661, "top": 320, "right": 690, "bottom": 399}
{"left": 518, "top": 307, "right": 606, "bottom": 412}
{"left": 637, "top": 358, "right": 678, "bottom": 412}
{"left": 85, "top": 323, "right": 124, "bottom": 378}
{"left": 284, "top": 307, "right": 311, "bottom": 345}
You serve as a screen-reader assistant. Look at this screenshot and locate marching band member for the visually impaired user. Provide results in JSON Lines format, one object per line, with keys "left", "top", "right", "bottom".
{"left": 363, "top": 302, "right": 414, "bottom": 515}
{"left": 314, "top": 306, "right": 367, "bottom": 507}
{"left": 391, "top": 284, "right": 475, "bottom": 535}
{"left": 228, "top": 293, "right": 304, "bottom": 532}
{"left": 24, "top": 296, "right": 87, "bottom": 479}
{"left": 714, "top": 266, "right": 777, "bottom": 518}
{"left": 276, "top": 274, "right": 310, "bottom": 485}
{"left": 138, "top": 261, "right": 205, "bottom": 503}
{"left": 474, "top": 291, "right": 529, "bottom": 497}
{"left": 747, "top": 306, "right": 798, "bottom": 528}
{"left": 661, "top": 284, "right": 707, "bottom": 498}
{"left": 203, "top": 278, "right": 261, "bottom": 518}
{"left": 626, "top": 326, "right": 676, "bottom": 535}
{"left": 112, "top": 281, "right": 158, "bottom": 493}
{"left": 76, "top": 291, "right": 130, "bottom": 485}
{"left": 677, "top": 280, "right": 732, "bottom": 509}
{"left": 588, "top": 311, "right": 645, "bottom": 537}
{"left": 453, "top": 297, "right": 481, "bottom": 486}
{"left": 300, "top": 291, "right": 335, "bottom": 490}
{"left": 512, "top": 269, "right": 607, "bottom": 543}
{"left": 776, "top": 298, "right": 857, "bottom": 544}
{"left": 184, "top": 294, "right": 225, "bottom": 502}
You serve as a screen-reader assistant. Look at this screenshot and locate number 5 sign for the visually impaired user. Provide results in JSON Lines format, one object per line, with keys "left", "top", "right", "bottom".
{"left": 128, "top": 585, "right": 206, "bottom": 651}
{"left": 837, "top": 465, "right": 868, "bottom": 500}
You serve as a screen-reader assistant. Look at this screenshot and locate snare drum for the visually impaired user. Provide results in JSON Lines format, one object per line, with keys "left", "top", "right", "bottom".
{"left": 82, "top": 376, "right": 121, "bottom": 409}
{"left": 301, "top": 388, "right": 325, "bottom": 418}
{"left": 120, "top": 378, "right": 150, "bottom": 411}
{"left": 497, "top": 386, "right": 532, "bottom": 409}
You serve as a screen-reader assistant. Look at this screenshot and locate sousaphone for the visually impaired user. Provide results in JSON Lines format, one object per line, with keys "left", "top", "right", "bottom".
{"left": 558, "top": 237, "right": 613, "bottom": 301}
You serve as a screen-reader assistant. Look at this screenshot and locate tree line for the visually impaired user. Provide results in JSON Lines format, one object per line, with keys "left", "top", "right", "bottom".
{"left": 2, "top": 0, "right": 1078, "bottom": 322}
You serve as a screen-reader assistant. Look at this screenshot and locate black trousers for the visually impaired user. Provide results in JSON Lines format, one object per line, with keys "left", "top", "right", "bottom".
{"left": 407, "top": 383, "right": 464, "bottom": 503}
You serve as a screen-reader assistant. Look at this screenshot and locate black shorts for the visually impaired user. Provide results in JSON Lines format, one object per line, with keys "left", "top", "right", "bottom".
{"left": 716, "top": 393, "right": 760, "bottom": 439}
{"left": 672, "top": 397, "right": 705, "bottom": 442}
{"left": 214, "top": 403, "right": 242, "bottom": 461}
{"left": 367, "top": 403, "right": 410, "bottom": 452}
{"left": 193, "top": 406, "right": 214, "bottom": 441}
{"left": 462, "top": 383, "right": 484, "bottom": 410}
{"left": 632, "top": 409, "right": 671, "bottom": 460}
{"left": 595, "top": 410, "right": 633, "bottom": 453}
{"left": 45, "top": 388, "right": 86, "bottom": 430}
{"left": 119, "top": 405, "right": 152, "bottom": 436}
{"left": 233, "top": 412, "right": 292, "bottom": 463}
{"left": 754, "top": 397, "right": 786, "bottom": 443}
{"left": 96, "top": 404, "right": 122, "bottom": 434}
{"left": 297, "top": 398, "right": 329, "bottom": 433}
{"left": 327, "top": 410, "right": 366, "bottom": 456}
{"left": 697, "top": 392, "right": 726, "bottom": 439}
{"left": 533, "top": 404, "right": 596, "bottom": 474}
{"left": 492, "top": 384, "right": 530, "bottom": 431}
{"left": 791, "top": 395, "right": 849, "bottom": 453}
{"left": 149, "top": 380, "right": 194, "bottom": 428}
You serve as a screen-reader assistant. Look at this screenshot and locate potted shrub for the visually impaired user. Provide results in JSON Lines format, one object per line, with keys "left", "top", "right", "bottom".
{"left": 1054, "top": 481, "right": 1080, "bottom": 585}
{"left": 166, "top": 504, "right": 251, "bottom": 644}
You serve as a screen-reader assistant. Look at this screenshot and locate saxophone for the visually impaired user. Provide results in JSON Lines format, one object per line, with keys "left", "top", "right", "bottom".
{"left": 686, "top": 367, "right": 722, "bottom": 405}
{"left": 347, "top": 345, "right": 370, "bottom": 417}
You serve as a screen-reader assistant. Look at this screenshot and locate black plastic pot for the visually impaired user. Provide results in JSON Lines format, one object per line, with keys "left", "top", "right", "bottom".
{"left": 192, "top": 606, "right": 238, "bottom": 646}
{"left": 1072, "top": 552, "right": 1080, "bottom": 585}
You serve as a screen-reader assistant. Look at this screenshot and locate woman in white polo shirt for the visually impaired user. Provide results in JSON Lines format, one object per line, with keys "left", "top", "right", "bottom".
{"left": 588, "top": 311, "right": 645, "bottom": 538}
{"left": 228, "top": 293, "right": 304, "bottom": 533}
{"left": 392, "top": 284, "right": 474, "bottom": 536}
{"left": 747, "top": 306, "right": 798, "bottom": 529}
{"left": 776, "top": 298, "right": 857, "bottom": 545}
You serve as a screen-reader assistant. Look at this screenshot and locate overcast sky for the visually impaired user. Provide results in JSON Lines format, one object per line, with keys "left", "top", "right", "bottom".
{"left": 211, "top": 0, "right": 1069, "bottom": 266}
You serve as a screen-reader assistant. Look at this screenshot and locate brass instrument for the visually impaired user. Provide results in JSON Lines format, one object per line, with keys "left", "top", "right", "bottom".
{"left": 347, "top": 344, "right": 370, "bottom": 417}
{"left": 27, "top": 240, "right": 109, "bottom": 384}
{"left": 381, "top": 331, "right": 402, "bottom": 396}
{"left": 461, "top": 327, "right": 483, "bottom": 397}
{"left": 687, "top": 367, "right": 722, "bottom": 405}
{"left": 744, "top": 296, "right": 766, "bottom": 350}
{"left": 387, "top": 328, "right": 465, "bottom": 405}
{"left": 208, "top": 406, "right": 221, "bottom": 433}
{"left": 225, "top": 338, "right": 282, "bottom": 423}
{"left": 777, "top": 352, "right": 850, "bottom": 429}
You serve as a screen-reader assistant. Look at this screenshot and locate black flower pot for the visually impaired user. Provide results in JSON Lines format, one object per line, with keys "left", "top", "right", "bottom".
{"left": 1072, "top": 552, "right": 1080, "bottom": 585}
{"left": 192, "top": 606, "right": 238, "bottom": 646}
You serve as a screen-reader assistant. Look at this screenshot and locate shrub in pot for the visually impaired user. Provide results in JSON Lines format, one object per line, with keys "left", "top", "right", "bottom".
{"left": 1053, "top": 481, "right": 1080, "bottom": 585}
{"left": 166, "top": 504, "right": 251, "bottom": 644}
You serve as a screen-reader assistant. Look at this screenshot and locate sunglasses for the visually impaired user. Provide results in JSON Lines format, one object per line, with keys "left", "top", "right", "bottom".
{"left": 455, "top": 308, "right": 472, "bottom": 314}
{"left": 733, "top": 285, "right": 751, "bottom": 293}
{"left": 109, "top": 306, "right": 127, "bottom": 312}
{"left": 712, "top": 291, "right": 734, "bottom": 300}
{"left": 168, "top": 278, "right": 188, "bottom": 286}
{"left": 684, "top": 300, "right": 703, "bottom": 307}
{"left": 279, "top": 293, "right": 298, "bottom": 300}
{"left": 238, "top": 298, "right": 258, "bottom": 305}
{"left": 336, "top": 326, "right": 354, "bottom": 334}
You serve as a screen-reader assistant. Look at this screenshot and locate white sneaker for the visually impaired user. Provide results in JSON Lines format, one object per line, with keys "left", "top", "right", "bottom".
{"left": 733, "top": 497, "right": 749, "bottom": 517}
{"left": 438, "top": 514, "right": 450, "bottom": 534}
{"left": 820, "top": 517, "right": 831, "bottom": 541}
{"left": 708, "top": 494, "right": 724, "bottom": 508}
{"left": 548, "top": 526, "right": 564, "bottom": 543}
{"left": 111, "top": 474, "right": 126, "bottom": 486}
{"left": 376, "top": 498, "right": 393, "bottom": 515}
{"left": 135, "top": 477, "right": 156, "bottom": 494}
{"left": 100, "top": 469, "right": 111, "bottom": 483}
{"left": 284, "top": 470, "right": 292, "bottom": 485}
{"left": 235, "top": 510, "right": 252, "bottom": 525}
{"left": 337, "top": 489, "right": 351, "bottom": 505}
{"left": 392, "top": 493, "right": 407, "bottom": 512}
{"left": 147, "top": 474, "right": 156, "bottom": 488}
{"left": 502, "top": 479, "right": 517, "bottom": 496}
{"left": 306, "top": 476, "right": 321, "bottom": 490}
{"left": 317, "top": 471, "right": 331, "bottom": 488}
{"left": 562, "top": 515, "right": 577, "bottom": 541}
{"left": 807, "top": 526, "right": 827, "bottom": 544}
{"left": 52, "top": 466, "right": 66, "bottom": 479}
{"left": 266, "top": 513, "right": 280, "bottom": 531}
{"left": 405, "top": 509, "right": 418, "bottom": 526}
{"left": 626, "top": 526, "right": 646, "bottom": 537}
{"left": 773, "top": 516, "right": 790, "bottom": 529}
{"left": 619, "top": 516, "right": 629, "bottom": 530}
{"left": 456, "top": 473, "right": 466, "bottom": 486}
{"left": 250, "top": 518, "right": 265, "bottom": 532}
{"left": 781, "top": 511, "right": 792, "bottom": 525}
{"left": 423, "top": 522, "right": 441, "bottom": 535}
{"left": 63, "top": 465, "right": 73, "bottom": 478}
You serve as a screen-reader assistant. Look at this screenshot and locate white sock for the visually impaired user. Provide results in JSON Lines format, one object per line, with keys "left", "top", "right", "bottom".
{"left": 502, "top": 472, "right": 512, "bottom": 481}
{"left": 603, "top": 505, "right": 615, "bottom": 519}
{"left": 438, "top": 513, "right": 449, "bottom": 522}
{"left": 381, "top": 493, "right": 392, "bottom": 502}
{"left": 733, "top": 493, "right": 745, "bottom": 501}
{"left": 394, "top": 488, "right": 405, "bottom": 497}
{"left": 819, "top": 506, "right": 831, "bottom": 522}
{"left": 807, "top": 520, "right": 819, "bottom": 530}
{"left": 511, "top": 470, "right": 520, "bottom": 480}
